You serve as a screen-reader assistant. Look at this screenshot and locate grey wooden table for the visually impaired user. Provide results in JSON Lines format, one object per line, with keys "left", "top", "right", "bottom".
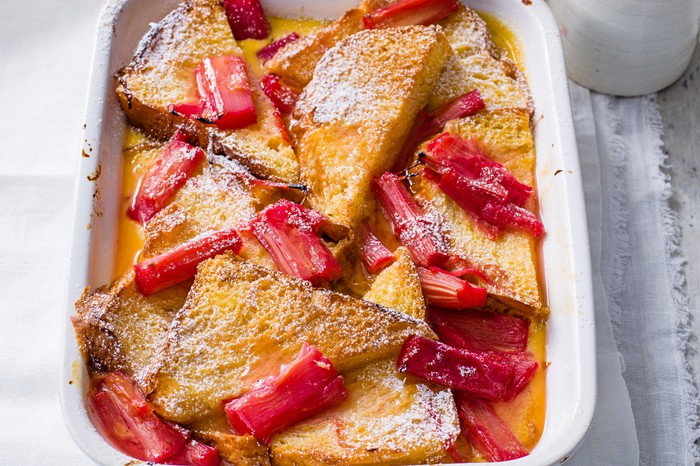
{"left": 659, "top": 46, "right": 700, "bottom": 379}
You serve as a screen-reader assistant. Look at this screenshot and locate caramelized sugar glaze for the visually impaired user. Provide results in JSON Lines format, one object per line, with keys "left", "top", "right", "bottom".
{"left": 111, "top": 11, "right": 546, "bottom": 462}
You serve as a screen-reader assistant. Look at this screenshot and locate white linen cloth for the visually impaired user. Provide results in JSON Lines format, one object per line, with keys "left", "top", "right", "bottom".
{"left": 564, "top": 84, "right": 700, "bottom": 465}
{"left": 0, "top": 0, "right": 696, "bottom": 464}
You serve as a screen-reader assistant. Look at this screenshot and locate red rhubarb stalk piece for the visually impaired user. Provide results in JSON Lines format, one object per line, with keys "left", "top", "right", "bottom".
{"left": 134, "top": 228, "right": 242, "bottom": 296}
{"left": 393, "top": 90, "right": 484, "bottom": 172}
{"left": 262, "top": 74, "right": 300, "bottom": 115}
{"left": 455, "top": 394, "right": 528, "bottom": 462}
{"left": 393, "top": 111, "right": 437, "bottom": 172}
{"left": 224, "top": 343, "right": 348, "bottom": 444}
{"left": 257, "top": 32, "right": 300, "bottom": 63}
{"left": 432, "top": 90, "right": 486, "bottom": 128}
{"left": 127, "top": 131, "right": 205, "bottom": 224}
{"left": 423, "top": 133, "right": 533, "bottom": 206}
{"left": 429, "top": 321, "right": 538, "bottom": 399}
{"left": 444, "top": 257, "right": 492, "bottom": 284}
{"left": 432, "top": 325, "right": 537, "bottom": 399}
{"left": 169, "top": 100, "right": 214, "bottom": 123}
{"left": 417, "top": 266, "right": 487, "bottom": 309}
{"left": 396, "top": 335, "right": 506, "bottom": 400}
{"left": 504, "top": 352, "right": 539, "bottom": 400}
{"left": 429, "top": 307, "right": 530, "bottom": 353}
{"left": 358, "top": 222, "right": 395, "bottom": 274}
{"left": 222, "top": 0, "right": 271, "bottom": 40}
{"left": 250, "top": 199, "right": 342, "bottom": 285}
{"left": 87, "top": 372, "right": 187, "bottom": 462}
{"left": 164, "top": 439, "right": 221, "bottom": 466}
{"left": 364, "top": 0, "right": 459, "bottom": 29}
{"left": 196, "top": 56, "right": 258, "bottom": 130}
{"left": 422, "top": 133, "right": 544, "bottom": 237}
{"left": 478, "top": 201, "right": 545, "bottom": 238}
{"left": 372, "top": 172, "right": 449, "bottom": 268}
{"left": 397, "top": 335, "right": 537, "bottom": 400}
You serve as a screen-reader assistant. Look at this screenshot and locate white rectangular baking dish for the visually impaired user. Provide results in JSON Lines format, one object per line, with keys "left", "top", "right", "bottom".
{"left": 60, "top": 0, "right": 596, "bottom": 464}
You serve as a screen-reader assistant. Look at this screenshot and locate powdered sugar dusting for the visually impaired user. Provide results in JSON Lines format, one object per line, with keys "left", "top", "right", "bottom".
{"left": 145, "top": 254, "right": 434, "bottom": 423}
{"left": 270, "top": 360, "right": 459, "bottom": 463}
{"left": 296, "top": 26, "right": 444, "bottom": 127}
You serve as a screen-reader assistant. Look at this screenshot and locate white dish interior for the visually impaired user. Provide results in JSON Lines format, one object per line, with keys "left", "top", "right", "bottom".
{"left": 60, "top": 0, "right": 596, "bottom": 464}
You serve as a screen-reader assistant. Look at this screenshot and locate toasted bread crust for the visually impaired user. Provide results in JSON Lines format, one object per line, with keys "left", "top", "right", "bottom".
{"left": 270, "top": 360, "right": 459, "bottom": 465}
{"left": 264, "top": 9, "right": 365, "bottom": 88}
{"left": 293, "top": 26, "right": 451, "bottom": 230}
{"left": 146, "top": 253, "right": 436, "bottom": 423}
{"left": 439, "top": 6, "right": 498, "bottom": 59}
{"left": 191, "top": 416, "right": 271, "bottom": 466}
{"left": 363, "top": 247, "right": 427, "bottom": 321}
{"left": 71, "top": 272, "right": 190, "bottom": 388}
{"left": 115, "top": 0, "right": 299, "bottom": 182}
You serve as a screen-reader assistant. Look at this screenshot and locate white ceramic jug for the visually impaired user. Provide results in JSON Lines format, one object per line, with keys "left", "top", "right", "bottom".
{"left": 548, "top": 0, "right": 700, "bottom": 96}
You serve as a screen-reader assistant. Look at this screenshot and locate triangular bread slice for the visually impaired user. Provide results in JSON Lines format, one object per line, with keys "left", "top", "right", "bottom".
{"left": 145, "top": 253, "right": 436, "bottom": 423}
{"left": 115, "top": 0, "right": 298, "bottom": 182}
{"left": 363, "top": 247, "right": 426, "bottom": 321}
{"left": 412, "top": 109, "right": 545, "bottom": 315}
{"left": 293, "top": 26, "right": 451, "bottom": 230}
{"left": 270, "top": 359, "right": 459, "bottom": 465}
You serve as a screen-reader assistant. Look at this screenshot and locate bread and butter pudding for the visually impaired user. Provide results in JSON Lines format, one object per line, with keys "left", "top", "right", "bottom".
{"left": 72, "top": 0, "right": 548, "bottom": 464}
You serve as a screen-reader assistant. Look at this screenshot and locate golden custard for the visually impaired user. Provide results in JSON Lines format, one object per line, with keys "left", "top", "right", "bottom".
{"left": 113, "top": 12, "right": 546, "bottom": 461}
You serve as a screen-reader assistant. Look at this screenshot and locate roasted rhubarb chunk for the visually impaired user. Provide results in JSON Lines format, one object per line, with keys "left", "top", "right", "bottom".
{"left": 128, "top": 131, "right": 205, "bottom": 224}
{"left": 222, "top": 0, "right": 271, "bottom": 40}
{"left": 358, "top": 222, "right": 396, "bottom": 274}
{"left": 455, "top": 395, "right": 528, "bottom": 462}
{"left": 502, "top": 352, "right": 539, "bottom": 400}
{"left": 396, "top": 335, "right": 537, "bottom": 400}
{"left": 224, "top": 344, "right": 348, "bottom": 444}
{"left": 433, "top": 322, "right": 537, "bottom": 400}
{"left": 422, "top": 133, "right": 543, "bottom": 237}
{"left": 170, "top": 56, "right": 258, "bottom": 130}
{"left": 198, "top": 56, "right": 258, "bottom": 129}
{"left": 363, "top": 0, "right": 459, "bottom": 29}
{"left": 431, "top": 90, "right": 486, "bottom": 128}
{"left": 417, "top": 266, "right": 487, "bottom": 309}
{"left": 257, "top": 33, "right": 300, "bottom": 63}
{"left": 261, "top": 74, "right": 300, "bottom": 115}
{"left": 164, "top": 439, "right": 221, "bottom": 466}
{"left": 134, "top": 228, "right": 242, "bottom": 296}
{"left": 394, "top": 90, "right": 485, "bottom": 171}
{"left": 249, "top": 199, "right": 342, "bottom": 285}
{"left": 88, "top": 372, "right": 220, "bottom": 465}
{"left": 372, "top": 172, "right": 449, "bottom": 268}
{"left": 430, "top": 307, "right": 530, "bottom": 353}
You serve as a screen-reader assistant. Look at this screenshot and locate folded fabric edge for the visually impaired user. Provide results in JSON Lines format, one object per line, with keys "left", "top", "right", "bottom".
{"left": 644, "top": 93, "right": 700, "bottom": 464}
